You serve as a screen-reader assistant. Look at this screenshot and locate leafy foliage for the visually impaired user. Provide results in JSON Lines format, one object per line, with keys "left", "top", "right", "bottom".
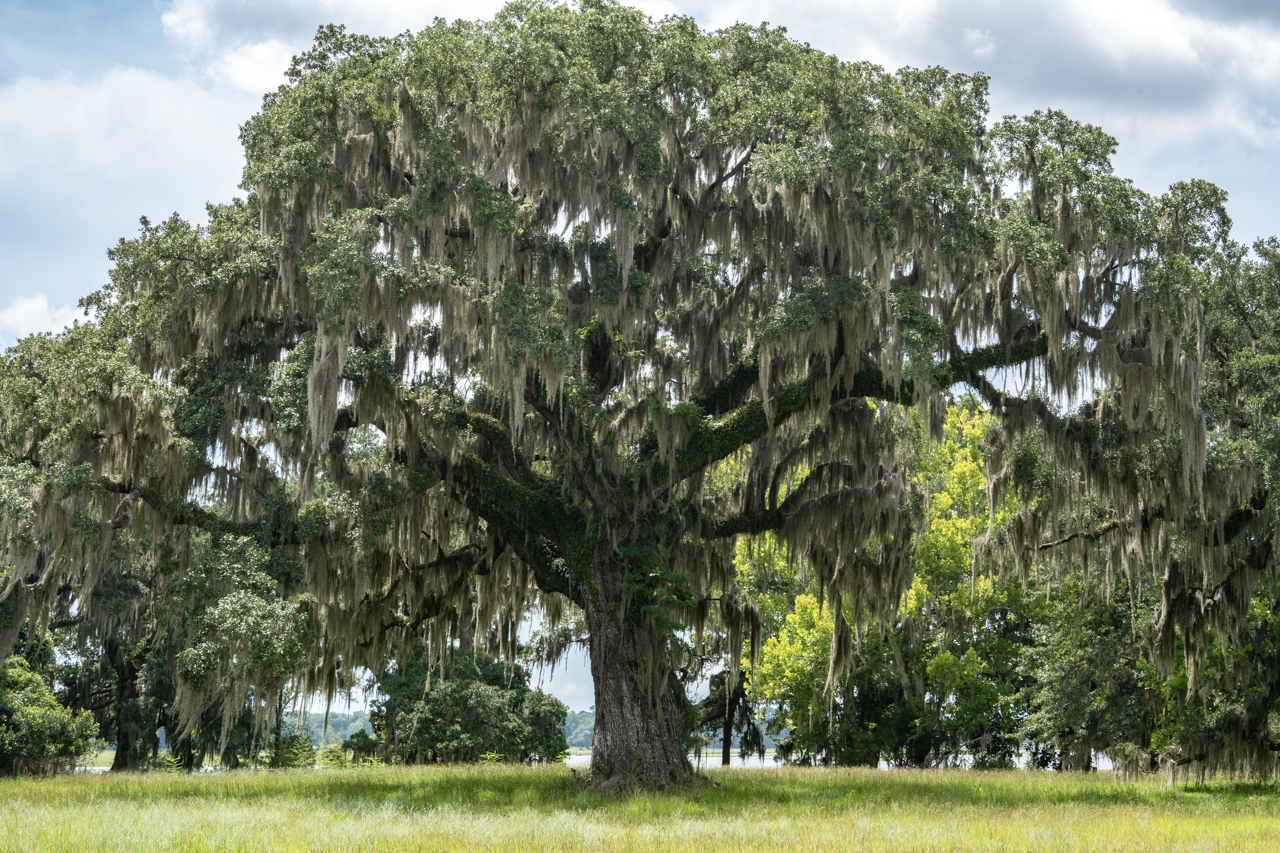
{"left": 377, "top": 645, "right": 567, "bottom": 764}
{"left": 750, "top": 404, "right": 1039, "bottom": 767}
{"left": 0, "top": 657, "right": 97, "bottom": 775}
{"left": 563, "top": 710, "right": 595, "bottom": 748}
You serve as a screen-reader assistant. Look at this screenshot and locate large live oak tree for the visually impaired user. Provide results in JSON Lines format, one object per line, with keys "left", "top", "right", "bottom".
{"left": 0, "top": 0, "right": 1232, "bottom": 785}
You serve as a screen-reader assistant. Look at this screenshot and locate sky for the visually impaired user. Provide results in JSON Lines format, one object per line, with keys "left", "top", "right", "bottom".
{"left": 3, "top": 0, "right": 1280, "bottom": 708}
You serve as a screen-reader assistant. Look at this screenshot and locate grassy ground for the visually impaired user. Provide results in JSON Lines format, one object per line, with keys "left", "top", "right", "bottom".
{"left": 85, "top": 749, "right": 115, "bottom": 768}
{"left": 0, "top": 765, "right": 1277, "bottom": 852}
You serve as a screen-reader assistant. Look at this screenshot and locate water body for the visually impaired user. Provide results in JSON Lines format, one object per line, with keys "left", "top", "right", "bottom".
{"left": 75, "top": 751, "right": 1115, "bottom": 772}
{"left": 564, "top": 752, "right": 1116, "bottom": 771}
{"left": 563, "top": 753, "right": 778, "bottom": 769}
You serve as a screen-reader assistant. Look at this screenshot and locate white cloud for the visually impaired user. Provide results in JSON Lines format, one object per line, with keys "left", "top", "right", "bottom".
{"left": 1065, "top": 0, "right": 1198, "bottom": 63}
{"left": 0, "top": 67, "right": 252, "bottom": 306}
{"left": 0, "top": 68, "right": 249, "bottom": 184}
{"left": 626, "top": 0, "right": 684, "bottom": 18}
{"left": 685, "top": 0, "right": 939, "bottom": 69}
{"left": 0, "top": 295, "right": 80, "bottom": 346}
{"left": 162, "top": 0, "right": 507, "bottom": 53}
{"left": 208, "top": 39, "right": 294, "bottom": 93}
{"left": 962, "top": 28, "right": 995, "bottom": 59}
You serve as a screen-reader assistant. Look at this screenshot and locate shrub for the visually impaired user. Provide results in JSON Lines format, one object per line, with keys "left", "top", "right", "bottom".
{"left": 318, "top": 742, "right": 348, "bottom": 767}
{"left": 262, "top": 730, "right": 316, "bottom": 768}
{"left": 380, "top": 648, "right": 567, "bottom": 764}
{"left": 0, "top": 656, "right": 98, "bottom": 774}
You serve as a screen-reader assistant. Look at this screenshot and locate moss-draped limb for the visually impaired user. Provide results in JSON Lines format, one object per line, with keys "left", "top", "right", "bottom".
{"left": 98, "top": 478, "right": 266, "bottom": 538}
{"left": 691, "top": 354, "right": 760, "bottom": 417}
{"left": 522, "top": 383, "right": 616, "bottom": 517}
{"left": 1218, "top": 491, "right": 1270, "bottom": 546}
{"left": 659, "top": 335, "right": 1054, "bottom": 497}
{"left": 708, "top": 467, "right": 897, "bottom": 539}
{"left": 943, "top": 335, "right": 1051, "bottom": 386}
{"left": 363, "top": 545, "right": 486, "bottom": 634}
{"left": 1036, "top": 489, "right": 1267, "bottom": 555}
{"left": 454, "top": 409, "right": 539, "bottom": 488}
{"left": 1036, "top": 518, "right": 1123, "bottom": 552}
{"left": 358, "top": 544, "right": 485, "bottom": 610}
{"left": 453, "top": 405, "right": 600, "bottom": 601}
{"left": 451, "top": 455, "right": 585, "bottom": 606}
{"left": 668, "top": 376, "right": 817, "bottom": 486}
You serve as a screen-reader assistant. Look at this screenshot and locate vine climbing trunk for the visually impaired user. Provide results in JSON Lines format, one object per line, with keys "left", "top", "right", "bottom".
{"left": 584, "top": 541, "right": 692, "bottom": 789}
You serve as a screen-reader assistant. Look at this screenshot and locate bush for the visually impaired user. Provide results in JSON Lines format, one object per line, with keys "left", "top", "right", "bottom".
{"left": 318, "top": 742, "right": 348, "bottom": 767}
{"left": 262, "top": 730, "right": 316, "bottom": 768}
{"left": 563, "top": 710, "right": 595, "bottom": 748}
{"left": 379, "top": 648, "right": 567, "bottom": 764}
{"left": 0, "top": 656, "right": 98, "bottom": 774}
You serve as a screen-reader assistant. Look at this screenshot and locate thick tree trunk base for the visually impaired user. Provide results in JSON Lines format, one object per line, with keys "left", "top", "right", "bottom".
{"left": 586, "top": 612, "right": 692, "bottom": 790}
{"left": 588, "top": 672, "right": 692, "bottom": 790}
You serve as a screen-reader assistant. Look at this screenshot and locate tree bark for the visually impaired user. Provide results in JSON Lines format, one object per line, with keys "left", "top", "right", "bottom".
{"left": 110, "top": 726, "right": 133, "bottom": 772}
{"left": 722, "top": 688, "right": 733, "bottom": 767}
{"left": 584, "top": 543, "right": 692, "bottom": 789}
{"left": 107, "top": 640, "right": 142, "bottom": 772}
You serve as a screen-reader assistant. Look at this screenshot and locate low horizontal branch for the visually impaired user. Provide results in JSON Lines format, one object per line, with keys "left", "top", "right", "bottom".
{"left": 1037, "top": 519, "right": 1121, "bottom": 551}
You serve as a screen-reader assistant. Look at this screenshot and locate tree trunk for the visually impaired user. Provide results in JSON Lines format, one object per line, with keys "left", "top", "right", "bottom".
{"left": 270, "top": 689, "right": 285, "bottom": 767}
{"left": 176, "top": 735, "right": 195, "bottom": 771}
{"left": 584, "top": 544, "right": 692, "bottom": 789}
{"left": 107, "top": 640, "right": 142, "bottom": 772}
{"left": 111, "top": 726, "right": 133, "bottom": 772}
{"left": 722, "top": 688, "right": 733, "bottom": 767}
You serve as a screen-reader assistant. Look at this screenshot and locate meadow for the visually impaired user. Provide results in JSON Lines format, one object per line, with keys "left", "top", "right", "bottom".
{"left": 0, "top": 765, "right": 1277, "bottom": 852}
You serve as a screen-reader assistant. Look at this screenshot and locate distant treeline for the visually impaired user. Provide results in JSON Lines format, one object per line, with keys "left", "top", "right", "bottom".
{"left": 564, "top": 711, "right": 594, "bottom": 748}
{"left": 300, "top": 711, "right": 373, "bottom": 747}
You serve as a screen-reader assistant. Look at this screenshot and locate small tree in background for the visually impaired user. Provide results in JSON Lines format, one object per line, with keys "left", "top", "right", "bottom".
{"left": 377, "top": 644, "right": 566, "bottom": 764}
{"left": 0, "top": 656, "right": 97, "bottom": 775}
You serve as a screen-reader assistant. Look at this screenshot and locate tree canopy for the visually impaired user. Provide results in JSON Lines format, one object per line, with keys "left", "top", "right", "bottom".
{"left": 0, "top": 0, "right": 1264, "bottom": 786}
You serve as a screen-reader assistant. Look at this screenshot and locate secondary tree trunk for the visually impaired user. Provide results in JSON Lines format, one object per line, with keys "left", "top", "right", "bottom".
{"left": 584, "top": 543, "right": 692, "bottom": 789}
{"left": 722, "top": 687, "right": 733, "bottom": 767}
{"left": 107, "top": 640, "right": 142, "bottom": 772}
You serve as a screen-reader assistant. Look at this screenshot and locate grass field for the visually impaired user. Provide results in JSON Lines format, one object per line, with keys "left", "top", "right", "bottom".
{"left": 0, "top": 765, "right": 1277, "bottom": 852}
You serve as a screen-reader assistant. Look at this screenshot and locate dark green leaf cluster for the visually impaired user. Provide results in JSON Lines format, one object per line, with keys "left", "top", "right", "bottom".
{"left": 0, "top": 656, "right": 98, "bottom": 775}
{"left": 377, "top": 645, "right": 567, "bottom": 763}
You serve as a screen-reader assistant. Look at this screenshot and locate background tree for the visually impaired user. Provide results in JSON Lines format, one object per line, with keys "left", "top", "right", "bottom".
{"left": 563, "top": 709, "right": 595, "bottom": 749}
{"left": 1018, "top": 577, "right": 1153, "bottom": 771}
{"left": 980, "top": 204, "right": 1280, "bottom": 777}
{"left": 0, "top": 655, "right": 98, "bottom": 775}
{"left": 0, "top": 0, "right": 1214, "bottom": 787}
{"left": 750, "top": 403, "right": 1037, "bottom": 767}
{"left": 375, "top": 641, "right": 567, "bottom": 763}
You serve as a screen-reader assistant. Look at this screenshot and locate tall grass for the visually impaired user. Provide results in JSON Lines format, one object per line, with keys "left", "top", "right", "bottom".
{"left": 1, "top": 765, "right": 1276, "bottom": 851}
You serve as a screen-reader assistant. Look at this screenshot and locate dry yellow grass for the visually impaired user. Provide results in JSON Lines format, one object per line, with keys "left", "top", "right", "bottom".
{"left": 0, "top": 764, "right": 1276, "bottom": 851}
